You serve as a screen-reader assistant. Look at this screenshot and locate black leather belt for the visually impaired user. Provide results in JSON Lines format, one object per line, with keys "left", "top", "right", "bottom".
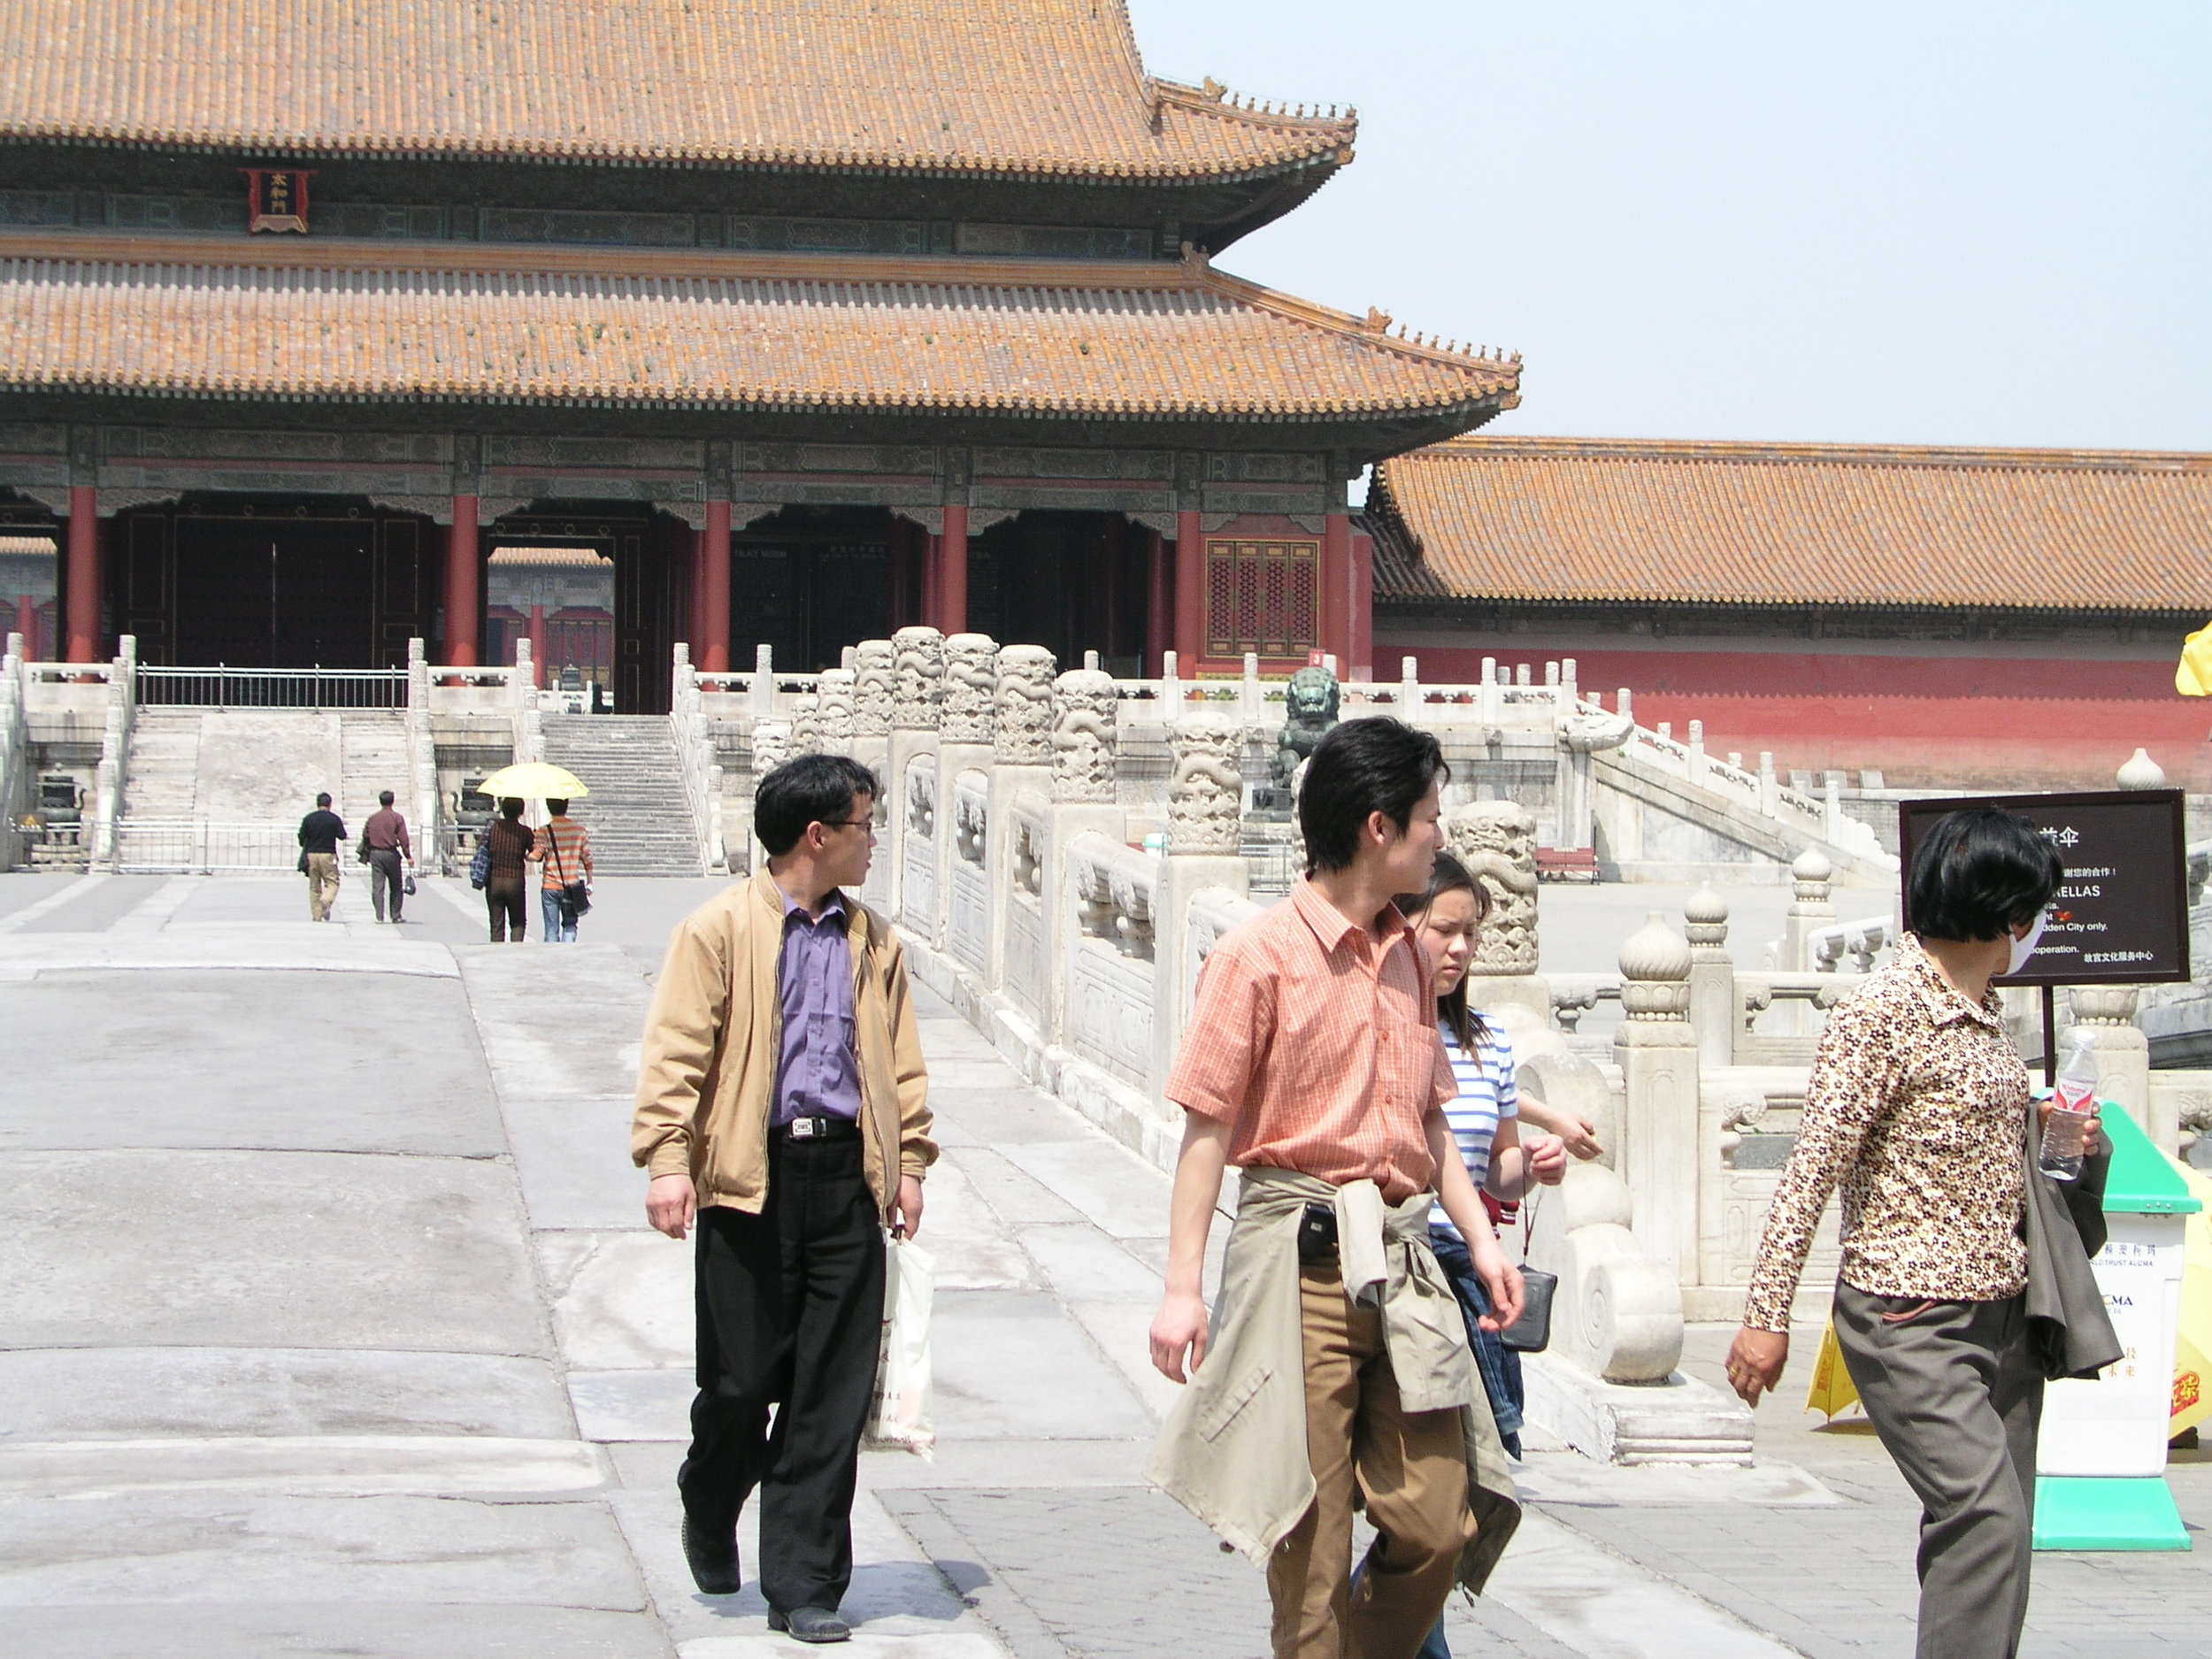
{"left": 776, "top": 1113, "right": 860, "bottom": 1142}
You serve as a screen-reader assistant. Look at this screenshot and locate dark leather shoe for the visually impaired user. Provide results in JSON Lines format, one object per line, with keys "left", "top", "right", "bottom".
{"left": 680, "top": 1513, "right": 741, "bottom": 1595}
{"left": 769, "top": 1606, "right": 851, "bottom": 1644}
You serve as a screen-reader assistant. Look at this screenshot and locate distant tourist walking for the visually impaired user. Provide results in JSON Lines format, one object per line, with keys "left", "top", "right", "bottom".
{"left": 482, "top": 798, "right": 534, "bottom": 943}
{"left": 361, "top": 789, "right": 413, "bottom": 925}
{"left": 296, "top": 792, "right": 346, "bottom": 923}
{"left": 633, "top": 753, "right": 933, "bottom": 1643}
{"left": 1727, "top": 807, "right": 2117, "bottom": 1659}
{"left": 1148, "top": 718, "right": 1524, "bottom": 1659}
{"left": 530, "top": 797, "right": 593, "bottom": 943}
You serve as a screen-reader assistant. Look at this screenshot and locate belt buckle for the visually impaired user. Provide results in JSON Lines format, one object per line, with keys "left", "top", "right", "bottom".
{"left": 790, "top": 1117, "right": 818, "bottom": 1140}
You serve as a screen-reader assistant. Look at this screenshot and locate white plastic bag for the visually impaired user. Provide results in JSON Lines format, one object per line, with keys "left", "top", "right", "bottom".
{"left": 864, "top": 1234, "right": 936, "bottom": 1458}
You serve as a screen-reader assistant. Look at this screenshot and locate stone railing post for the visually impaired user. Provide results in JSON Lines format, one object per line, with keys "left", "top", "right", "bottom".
{"left": 850, "top": 640, "right": 895, "bottom": 907}
{"left": 885, "top": 626, "right": 945, "bottom": 924}
{"left": 1685, "top": 883, "right": 1735, "bottom": 1068}
{"left": 1615, "top": 912, "right": 1701, "bottom": 1280}
{"left": 984, "top": 645, "right": 1057, "bottom": 997}
{"left": 1039, "top": 667, "right": 1125, "bottom": 1045}
{"left": 931, "top": 632, "right": 998, "bottom": 952}
{"left": 1781, "top": 847, "right": 1835, "bottom": 972}
{"left": 1157, "top": 649, "right": 1181, "bottom": 726}
{"left": 0, "top": 634, "right": 22, "bottom": 868}
{"left": 1153, "top": 714, "right": 1249, "bottom": 1098}
{"left": 1686, "top": 718, "right": 1707, "bottom": 788}
{"left": 817, "top": 668, "right": 856, "bottom": 758}
{"left": 750, "top": 642, "right": 775, "bottom": 722}
{"left": 2070, "top": 986, "right": 2157, "bottom": 1145}
{"left": 1400, "top": 655, "right": 1419, "bottom": 717}
{"left": 405, "top": 636, "right": 441, "bottom": 866}
{"left": 746, "top": 719, "right": 791, "bottom": 876}
{"left": 1241, "top": 652, "right": 1263, "bottom": 728}
{"left": 1478, "top": 657, "right": 1499, "bottom": 726}
{"left": 1446, "top": 798, "right": 1553, "bottom": 1029}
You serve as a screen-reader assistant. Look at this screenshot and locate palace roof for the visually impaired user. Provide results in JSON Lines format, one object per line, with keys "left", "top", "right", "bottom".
{"left": 0, "top": 234, "right": 1518, "bottom": 423}
{"left": 1371, "top": 435, "right": 2212, "bottom": 613}
{"left": 0, "top": 0, "right": 1355, "bottom": 183}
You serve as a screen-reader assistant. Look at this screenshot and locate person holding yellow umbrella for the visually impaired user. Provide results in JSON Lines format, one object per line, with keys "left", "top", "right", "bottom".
{"left": 471, "top": 762, "right": 589, "bottom": 945}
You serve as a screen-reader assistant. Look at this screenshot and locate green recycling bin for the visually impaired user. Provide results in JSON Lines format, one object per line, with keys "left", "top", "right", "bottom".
{"left": 2032, "top": 1102, "right": 2199, "bottom": 1552}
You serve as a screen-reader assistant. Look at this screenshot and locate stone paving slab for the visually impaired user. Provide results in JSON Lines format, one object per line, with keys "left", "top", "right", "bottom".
{"left": 5, "top": 1601, "right": 675, "bottom": 1659}
{"left": 0, "top": 1490, "right": 649, "bottom": 1609}
{"left": 0, "top": 870, "right": 85, "bottom": 923}
{"left": 0, "top": 1348, "right": 575, "bottom": 1441}
{"left": 503, "top": 1095, "right": 651, "bottom": 1230}
{"left": 11, "top": 872, "right": 168, "bottom": 933}
{"left": 0, "top": 1148, "right": 549, "bottom": 1354}
{"left": 0, "top": 1436, "right": 609, "bottom": 1502}
{"left": 0, "top": 969, "right": 504, "bottom": 1156}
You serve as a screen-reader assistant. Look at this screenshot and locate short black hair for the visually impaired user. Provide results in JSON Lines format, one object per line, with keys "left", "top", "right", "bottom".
{"left": 545, "top": 798, "right": 568, "bottom": 816}
{"left": 1909, "top": 807, "right": 2062, "bottom": 942}
{"left": 379, "top": 789, "right": 396, "bottom": 807}
{"left": 500, "top": 797, "right": 525, "bottom": 820}
{"left": 755, "top": 753, "right": 879, "bottom": 857}
{"left": 315, "top": 792, "right": 332, "bottom": 808}
{"left": 1297, "top": 717, "right": 1448, "bottom": 875}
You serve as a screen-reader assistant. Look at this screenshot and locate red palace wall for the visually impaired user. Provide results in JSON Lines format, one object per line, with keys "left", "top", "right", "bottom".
{"left": 1379, "top": 636, "right": 2211, "bottom": 793}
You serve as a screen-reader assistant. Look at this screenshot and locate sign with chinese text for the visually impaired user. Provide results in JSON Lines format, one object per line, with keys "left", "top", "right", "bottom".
{"left": 1898, "top": 789, "right": 2189, "bottom": 986}
{"left": 242, "top": 169, "right": 313, "bottom": 234}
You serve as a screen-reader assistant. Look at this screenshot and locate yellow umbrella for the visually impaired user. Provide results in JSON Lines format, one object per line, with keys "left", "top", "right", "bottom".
{"left": 477, "top": 761, "right": 589, "bottom": 801}
{"left": 2175, "top": 620, "right": 2212, "bottom": 696}
{"left": 2159, "top": 1148, "right": 2212, "bottom": 1439}
{"left": 1805, "top": 1318, "right": 1861, "bottom": 1419}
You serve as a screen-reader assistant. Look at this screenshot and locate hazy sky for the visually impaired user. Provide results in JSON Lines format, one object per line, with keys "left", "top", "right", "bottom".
{"left": 1122, "top": 1, "right": 2208, "bottom": 452}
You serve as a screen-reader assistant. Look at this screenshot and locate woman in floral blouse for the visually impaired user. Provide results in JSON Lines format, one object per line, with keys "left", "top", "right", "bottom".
{"left": 1726, "top": 807, "right": 2074, "bottom": 1659}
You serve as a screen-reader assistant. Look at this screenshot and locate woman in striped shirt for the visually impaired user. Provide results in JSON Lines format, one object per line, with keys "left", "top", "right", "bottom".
{"left": 1400, "top": 853, "right": 1570, "bottom": 1459}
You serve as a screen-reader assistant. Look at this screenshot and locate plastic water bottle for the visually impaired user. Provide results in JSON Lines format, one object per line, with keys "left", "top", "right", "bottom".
{"left": 2038, "top": 1029, "right": 2100, "bottom": 1181}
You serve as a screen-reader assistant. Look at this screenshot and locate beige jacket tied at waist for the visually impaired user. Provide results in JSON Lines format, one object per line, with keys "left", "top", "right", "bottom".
{"left": 631, "top": 869, "right": 936, "bottom": 1224}
{"left": 1147, "top": 1166, "right": 1522, "bottom": 1594}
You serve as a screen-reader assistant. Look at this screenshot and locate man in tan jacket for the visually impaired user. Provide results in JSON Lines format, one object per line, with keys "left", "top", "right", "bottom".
{"left": 634, "top": 753, "right": 933, "bottom": 1644}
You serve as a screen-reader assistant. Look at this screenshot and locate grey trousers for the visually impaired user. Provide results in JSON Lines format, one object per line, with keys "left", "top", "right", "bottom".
{"left": 1832, "top": 1282, "right": 2043, "bottom": 1659}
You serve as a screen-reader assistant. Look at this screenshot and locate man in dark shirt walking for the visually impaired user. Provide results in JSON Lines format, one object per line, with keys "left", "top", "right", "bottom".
{"left": 362, "top": 789, "right": 413, "bottom": 925}
{"left": 296, "top": 792, "right": 346, "bottom": 923}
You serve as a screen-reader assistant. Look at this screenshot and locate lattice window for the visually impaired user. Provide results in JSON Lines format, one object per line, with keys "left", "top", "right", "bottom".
{"left": 1203, "top": 539, "right": 1318, "bottom": 659}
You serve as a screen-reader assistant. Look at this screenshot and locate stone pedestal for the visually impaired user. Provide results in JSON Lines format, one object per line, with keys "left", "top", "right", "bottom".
{"left": 1684, "top": 884, "right": 1735, "bottom": 1069}
{"left": 2069, "top": 986, "right": 2157, "bottom": 1146}
{"left": 1615, "top": 912, "right": 1701, "bottom": 1281}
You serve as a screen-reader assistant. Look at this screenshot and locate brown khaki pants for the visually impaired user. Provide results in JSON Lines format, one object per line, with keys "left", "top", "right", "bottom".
{"left": 304, "top": 853, "right": 341, "bottom": 921}
{"left": 1267, "top": 1262, "right": 1476, "bottom": 1659}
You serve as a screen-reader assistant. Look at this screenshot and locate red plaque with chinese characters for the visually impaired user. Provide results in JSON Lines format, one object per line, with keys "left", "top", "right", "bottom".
{"left": 242, "top": 169, "right": 313, "bottom": 234}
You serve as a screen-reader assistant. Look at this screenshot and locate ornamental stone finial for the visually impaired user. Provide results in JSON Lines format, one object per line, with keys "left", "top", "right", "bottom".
{"left": 941, "top": 633, "right": 997, "bottom": 744}
{"left": 994, "top": 644, "right": 1057, "bottom": 764}
{"left": 817, "top": 669, "right": 856, "bottom": 749}
{"left": 1051, "top": 668, "right": 1118, "bottom": 803}
{"left": 1684, "top": 882, "right": 1729, "bottom": 949}
{"left": 853, "top": 641, "right": 895, "bottom": 735}
{"left": 1167, "top": 715, "right": 1244, "bottom": 855}
{"left": 1445, "top": 799, "right": 1539, "bottom": 974}
{"left": 1792, "top": 845, "right": 1833, "bottom": 906}
{"left": 1618, "top": 910, "right": 1692, "bottom": 1019}
{"left": 891, "top": 626, "right": 945, "bottom": 730}
{"left": 2117, "top": 747, "right": 2168, "bottom": 789}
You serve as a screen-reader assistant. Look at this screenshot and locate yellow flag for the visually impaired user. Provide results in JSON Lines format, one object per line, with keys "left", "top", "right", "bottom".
{"left": 2176, "top": 621, "right": 2212, "bottom": 696}
{"left": 1804, "top": 1318, "right": 1861, "bottom": 1419}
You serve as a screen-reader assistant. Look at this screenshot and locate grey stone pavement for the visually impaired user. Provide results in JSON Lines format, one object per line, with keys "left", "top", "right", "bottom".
{"left": 1, "top": 870, "right": 2205, "bottom": 1658}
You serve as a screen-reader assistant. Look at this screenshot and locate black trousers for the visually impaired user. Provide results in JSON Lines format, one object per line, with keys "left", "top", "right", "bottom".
{"left": 682, "top": 1133, "right": 886, "bottom": 1613}
{"left": 485, "top": 875, "right": 527, "bottom": 941}
{"left": 368, "top": 848, "right": 404, "bottom": 921}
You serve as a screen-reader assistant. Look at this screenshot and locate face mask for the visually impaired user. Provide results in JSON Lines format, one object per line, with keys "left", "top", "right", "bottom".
{"left": 2007, "top": 910, "right": 2050, "bottom": 975}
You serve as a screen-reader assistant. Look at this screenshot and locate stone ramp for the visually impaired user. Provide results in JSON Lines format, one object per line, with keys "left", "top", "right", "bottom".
{"left": 122, "top": 707, "right": 411, "bottom": 827}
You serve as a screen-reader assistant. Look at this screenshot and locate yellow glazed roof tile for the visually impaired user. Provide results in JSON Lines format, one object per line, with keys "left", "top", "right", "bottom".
{"left": 0, "top": 238, "right": 1519, "bottom": 419}
{"left": 0, "top": 0, "right": 1356, "bottom": 180}
{"left": 1372, "top": 435, "right": 2212, "bottom": 613}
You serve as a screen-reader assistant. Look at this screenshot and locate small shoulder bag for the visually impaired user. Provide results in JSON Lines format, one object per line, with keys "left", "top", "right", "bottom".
{"left": 1496, "top": 1186, "right": 1559, "bottom": 1354}
{"left": 549, "top": 825, "right": 591, "bottom": 919}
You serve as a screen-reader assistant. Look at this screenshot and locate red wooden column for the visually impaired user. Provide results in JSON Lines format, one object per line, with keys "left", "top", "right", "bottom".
{"left": 922, "top": 533, "right": 943, "bottom": 631}
{"left": 1172, "top": 508, "right": 1203, "bottom": 669}
{"left": 1321, "top": 511, "right": 1352, "bottom": 671}
{"left": 443, "top": 494, "right": 481, "bottom": 665}
{"left": 14, "top": 591, "right": 35, "bottom": 655}
{"left": 700, "top": 498, "right": 732, "bottom": 672}
{"left": 63, "top": 484, "right": 100, "bottom": 663}
{"left": 1349, "top": 528, "right": 1375, "bottom": 681}
{"left": 1144, "top": 528, "right": 1170, "bottom": 675}
{"left": 940, "top": 504, "right": 969, "bottom": 635}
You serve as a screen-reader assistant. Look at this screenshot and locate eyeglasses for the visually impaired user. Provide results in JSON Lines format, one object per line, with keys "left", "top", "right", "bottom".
{"left": 820, "top": 819, "right": 875, "bottom": 832}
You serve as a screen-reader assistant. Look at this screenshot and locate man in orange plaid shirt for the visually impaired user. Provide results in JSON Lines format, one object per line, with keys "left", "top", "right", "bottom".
{"left": 1149, "top": 718, "right": 1525, "bottom": 1659}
